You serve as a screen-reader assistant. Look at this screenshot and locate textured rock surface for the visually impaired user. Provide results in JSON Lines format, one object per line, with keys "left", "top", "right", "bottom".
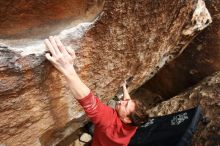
{"left": 0, "top": 0, "right": 103, "bottom": 39}
{"left": 138, "top": 0, "right": 220, "bottom": 99}
{"left": 0, "top": 0, "right": 213, "bottom": 146}
{"left": 148, "top": 71, "right": 220, "bottom": 146}
{"left": 79, "top": 0, "right": 212, "bottom": 99}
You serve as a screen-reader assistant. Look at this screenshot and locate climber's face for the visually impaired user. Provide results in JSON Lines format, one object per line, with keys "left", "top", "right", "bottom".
{"left": 115, "top": 99, "right": 135, "bottom": 124}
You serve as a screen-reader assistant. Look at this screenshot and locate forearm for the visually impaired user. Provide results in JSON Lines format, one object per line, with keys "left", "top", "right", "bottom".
{"left": 44, "top": 36, "right": 90, "bottom": 100}
{"left": 123, "top": 85, "right": 131, "bottom": 100}
{"left": 64, "top": 69, "right": 90, "bottom": 100}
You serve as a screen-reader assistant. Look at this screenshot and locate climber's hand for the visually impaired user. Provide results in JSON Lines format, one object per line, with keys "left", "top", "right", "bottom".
{"left": 44, "top": 36, "right": 76, "bottom": 76}
{"left": 121, "top": 81, "right": 127, "bottom": 88}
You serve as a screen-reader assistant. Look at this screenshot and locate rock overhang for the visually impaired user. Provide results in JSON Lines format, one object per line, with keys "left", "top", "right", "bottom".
{"left": 0, "top": 0, "right": 104, "bottom": 56}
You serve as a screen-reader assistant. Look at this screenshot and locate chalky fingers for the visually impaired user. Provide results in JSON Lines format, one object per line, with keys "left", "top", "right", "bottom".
{"left": 45, "top": 39, "right": 56, "bottom": 56}
{"left": 49, "top": 36, "right": 60, "bottom": 55}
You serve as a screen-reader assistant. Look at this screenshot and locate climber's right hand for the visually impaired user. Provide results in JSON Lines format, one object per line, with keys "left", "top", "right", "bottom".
{"left": 44, "top": 36, "right": 76, "bottom": 77}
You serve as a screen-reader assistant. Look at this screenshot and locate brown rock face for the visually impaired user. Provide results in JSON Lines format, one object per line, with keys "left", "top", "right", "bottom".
{"left": 138, "top": 0, "right": 220, "bottom": 99}
{"left": 0, "top": 0, "right": 103, "bottom": 39}
{"left": 79, "top": 0, "right": 212, "bottom": 99}
{"left": 0, "top": 0, "right": 214, "bottom": 146}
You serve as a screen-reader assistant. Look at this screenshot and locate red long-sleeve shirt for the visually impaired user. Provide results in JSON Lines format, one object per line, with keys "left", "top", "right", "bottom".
{"left": 78, "top": 92, "right": 137, "bottom": 146}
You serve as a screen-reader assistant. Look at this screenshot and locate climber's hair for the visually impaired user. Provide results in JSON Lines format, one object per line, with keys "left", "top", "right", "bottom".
{"left": 128, "top": 91, "right": 161, "bottom": 126}
{"left": 128, "top": 98, "right": 149, "bottom": 126}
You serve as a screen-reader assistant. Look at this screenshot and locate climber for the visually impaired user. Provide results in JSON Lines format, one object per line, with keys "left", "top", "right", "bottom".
{"left": 44, "top": 36, "right": 149, "bottom": 146}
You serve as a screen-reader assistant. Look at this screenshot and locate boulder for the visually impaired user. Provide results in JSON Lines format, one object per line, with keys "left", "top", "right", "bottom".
{"left": 0, "top": 0, "right": 212, "bottom": 145}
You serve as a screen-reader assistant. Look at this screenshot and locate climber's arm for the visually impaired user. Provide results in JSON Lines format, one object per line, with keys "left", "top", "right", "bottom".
{"left": 122, "top": 82, "right": 131, "bottom": 100}
{"left": 44, "top": 36, "right": 90, "bottom": 100}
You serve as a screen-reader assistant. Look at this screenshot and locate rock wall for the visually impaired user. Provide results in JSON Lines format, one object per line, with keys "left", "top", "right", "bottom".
{"left": 0, "top": 0, "right": 213, "bottom": 145}
{"left": 139, "top": 0, "right": 220, "bottom": 99}
{"left": 0, "top": 0, "right": 103, "bottom": 39}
